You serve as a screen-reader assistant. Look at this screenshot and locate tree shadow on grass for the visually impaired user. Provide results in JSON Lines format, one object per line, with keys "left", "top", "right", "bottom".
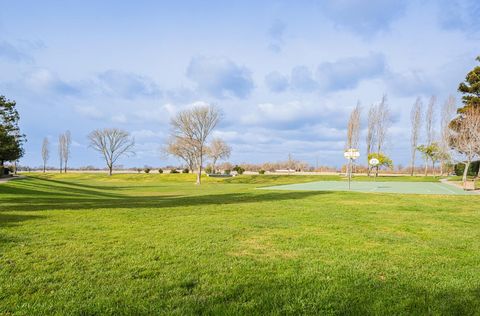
{"left": 0, "top": 177, "right": 332, "bottom": 212}
{"left": 0, "top": 177, "right": 122, "bottom": 199}
{"left": 173, "top": 270, "right": 480, "bottom": 315}
{"left": 0, "top": 213, "right": 45, "bottom": 244}
{"left": 1, "top": 191, "right": 330, "bottom": 212}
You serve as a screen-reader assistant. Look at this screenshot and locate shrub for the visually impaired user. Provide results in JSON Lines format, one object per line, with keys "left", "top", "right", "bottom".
{"left": 158, "top": 168, "right": 163, "bottom": 174}
{"left": 144, "top": 168, "right": 151, "bottom": 174}
{"left": 258, "top": 169, "right": 265, "bottom": 174}
{"left": 224, "top": 169, "right": 231, "bottom": 175}
{"left": 454, "top": 161, "right": 480, "bottom": 177}
{"left": 205, "top": 166, "right": 213, "bottom": 174}
{"left": 136, "top": 168, "right": 142, "bottom": 173}
{"left": 233, "top": 165, "right": 245, "bottom": 175}
{"left": 182, "top": 168, "right": 189, "bottom": 174}
{"left": 170, "top": 169, "right": 179, "bottom": 174}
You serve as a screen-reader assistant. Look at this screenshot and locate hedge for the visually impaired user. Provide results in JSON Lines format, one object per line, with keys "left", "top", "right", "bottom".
{"left": 454, "top": 160, "right": 480, "bottom": 176}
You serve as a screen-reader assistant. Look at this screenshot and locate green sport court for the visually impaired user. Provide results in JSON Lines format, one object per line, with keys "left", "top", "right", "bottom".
{"left": 261, "top": 181, "right": 476, "bottom": 195}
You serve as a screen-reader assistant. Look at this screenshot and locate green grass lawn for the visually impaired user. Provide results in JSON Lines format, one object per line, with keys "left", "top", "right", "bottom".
{"left": 1, "top": 173, "right": 479, "bottom": 314}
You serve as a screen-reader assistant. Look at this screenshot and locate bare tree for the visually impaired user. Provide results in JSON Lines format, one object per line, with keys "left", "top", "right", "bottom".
{"left": 170, "top": 105, "right": 220, "bottom": 184}
{"left": 450, "top": 108, "right": 480, "bottom": 185}
{"left": 423, "top": 96, "right": 436, "bottom": 175}
{"left": 366, "top": 105, "right": 377, "bottom": 176}
{"left": 62, "top": 130, "right": 71, "bottom": 173}
{"left": 164, "top": 136, "right": 197, "bottom": 171}
{"left": 207, "top": 138, "right": 231, "bottom": 173}
{"left": 41, "top": 137, "right": 50, "bottom": 173}
{"left": 58, "top": 134, "right": 65, "bottom": 173}
{"left": 88, "top": 128, "right": 135, "bottom": 175}
{"left": 375, "top": 95, "right": 390, "bottom": 155}
{"left": 346, "top": 102, "right": 361, "bottom": 150}
{"left": 368, "top": 95, "right": 391, "bottom": 177}
{"left": 410, "top": 97, "right": 423, "bottom": 175}
{"left": 439, "top": 96, "right": 456, "bottom": 175}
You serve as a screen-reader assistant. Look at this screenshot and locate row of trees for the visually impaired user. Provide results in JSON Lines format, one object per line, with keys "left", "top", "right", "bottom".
{"left": 344, "top": 55, "right": 480, "bottom": 184}
{"left": 42, "top": 128, "right": 136, "bottom": 176}
{"left": 345, "top": 95, "right": 391, "bottom": 176}
{"left": 38, "top": 105, "right": 228, "bottom": 184}
{"left": 409, "top": 95, "right": 457, "bottom": 177}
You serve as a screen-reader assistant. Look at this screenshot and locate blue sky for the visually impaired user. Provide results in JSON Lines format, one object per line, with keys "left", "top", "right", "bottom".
{"left": 1, "top": 0, "right": 479, "bottom": 168}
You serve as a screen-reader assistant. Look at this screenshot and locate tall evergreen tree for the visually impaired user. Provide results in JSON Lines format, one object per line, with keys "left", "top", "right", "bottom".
{"left": 458, "top": 56, "right": 480, "bottom": 112}
{"left": 0, "top": 96, "right": 25, "bottom": 176}
{"left": 450, "top": 56, "right": 480, "bottom": 178}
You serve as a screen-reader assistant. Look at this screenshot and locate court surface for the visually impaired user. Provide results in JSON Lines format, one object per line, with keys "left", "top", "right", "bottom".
{"left": 260, "top": 181, "right": 475, "bottom": 195}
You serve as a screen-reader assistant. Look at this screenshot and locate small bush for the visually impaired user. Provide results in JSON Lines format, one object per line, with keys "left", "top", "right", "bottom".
{"left": 258, "top": 169, "right": 265, "bottom": 174}
{"left": 182, "top": 168, "right": 189, "bottom": 174}
{"left": 144, "top": 168, "right": 151, "bottom": 174}
{"left": 205, "top": 166, "right": 213, "bottom": 174}
{"left": 224, "top": 169, "right": 231, "bottom": 175}
{"left": 136, "top": 168, "right": 142, "bottom": 173}
{"left": 454, "top": 161, "right": 480, "bottom": 176}
{"left": 158, "top": 168, "right": 163, "bottom": 174}
{"left": 233, "top": 165, "right": 245, "bottom": 175}
{"left": 170, "top": 169, "right": 179, "bottom": 174}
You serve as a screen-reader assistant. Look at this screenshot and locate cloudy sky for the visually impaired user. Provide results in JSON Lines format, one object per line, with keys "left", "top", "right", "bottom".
{"left": 1, "top": 0, "right": 479, "bottom": 168}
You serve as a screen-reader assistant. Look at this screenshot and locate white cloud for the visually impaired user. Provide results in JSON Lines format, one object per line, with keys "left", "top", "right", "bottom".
{"left": 186, "top": 56, "right": 254, "bottom": 99}
{"left": 74, "top": 105, "right": 103, "bottom": 119}
{"left": 112, "top": 114, "right": 127, "bottom": 123}
{"left": 131, "top": 129, "right": 164, "bottom": 140}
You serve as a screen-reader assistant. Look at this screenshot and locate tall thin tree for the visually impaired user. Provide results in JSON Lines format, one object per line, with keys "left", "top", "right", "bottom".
{"left": 58, "top": 134, "right": 64, "bottom": 173}
{"left": 424, "top": 96, "right": 436, "bottom": 175}
{"left": 41, "top": 137, "right": 50, "bottom": 173}
{"left": 346, "top": 102, "right": 361, "bottom": 150}
{"left": 62, "top": 130, "right": 71, "bottom": 173}
{"left": 410, "top": 97, "right": 423, "bottom": 175}
{"left": 440, "top": 96, "right": 456, "bottom": 175}
{"left": 366, "top": 105, "right": 377, "bottom": 176}
{"left": 375, "top": 95, "right": 390, "bottom": 155}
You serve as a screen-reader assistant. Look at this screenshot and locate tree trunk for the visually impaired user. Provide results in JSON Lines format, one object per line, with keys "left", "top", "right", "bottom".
{"left": 0, "top": 160, "right": 4, "bottom": 178}
{"left": 43, "top": 162, "right": 46, "bottom": 173}
{"left": 432, "top": 161, "right": 435, "bottom": 177}
{"left": 462, "top": 161, "right": 470, "bottom": 185}
{"left": 424, "top": 158, "right": 428, "bottom": 176}
{"left": 410, "top": 151, "right": 416, "bottom": 176}
{"left": 64, "top": 161, "right": 67, "bottom": 173}
{"left": 109, "top": 165, "right": 113, "bottom": 176}
{"left": 196, "top": 154, "right": 202, "bottom": 185}
{"left": 212, "top": 158, "right": 217, "bottom": 174}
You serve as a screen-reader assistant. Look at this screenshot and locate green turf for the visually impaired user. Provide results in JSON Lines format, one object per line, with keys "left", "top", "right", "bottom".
{"left": 261, "top": 180, "right": 474, "bottom": 195}
{"left": 1, "top": 173, "right": 480, "bottom": 314}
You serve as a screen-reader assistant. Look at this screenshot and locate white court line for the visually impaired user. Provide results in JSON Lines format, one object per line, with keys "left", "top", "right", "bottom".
{"left": 433, "top": 183, "right": 458, "bottom": 194}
